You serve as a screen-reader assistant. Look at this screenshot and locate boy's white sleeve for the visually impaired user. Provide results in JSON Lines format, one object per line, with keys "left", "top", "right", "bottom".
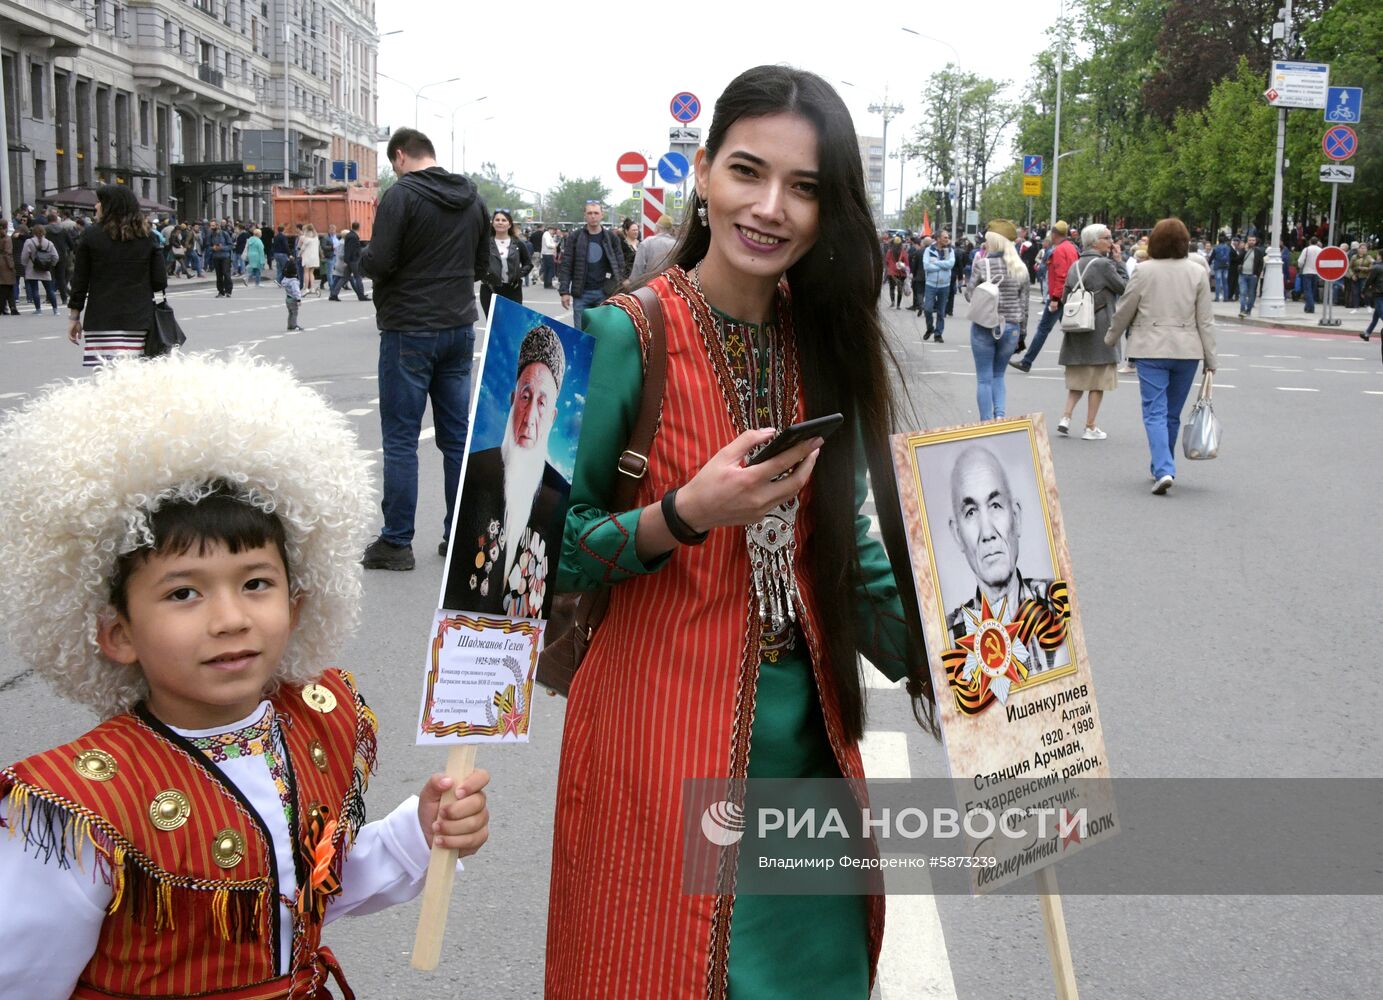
{"left": 0, "top": 794, "right": 110, "bottom": 999}
{"left": 325, "top": 795, "right": 454, "bottom": 923}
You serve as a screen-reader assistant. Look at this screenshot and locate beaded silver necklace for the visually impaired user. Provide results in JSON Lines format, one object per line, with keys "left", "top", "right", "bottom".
{"left": 687, "top": 264, "right": 801, "bottom": 655}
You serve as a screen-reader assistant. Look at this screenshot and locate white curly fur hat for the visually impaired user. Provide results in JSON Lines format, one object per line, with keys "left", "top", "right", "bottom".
{"left": 0, "top": 352, "right": 376, "bottom": 719}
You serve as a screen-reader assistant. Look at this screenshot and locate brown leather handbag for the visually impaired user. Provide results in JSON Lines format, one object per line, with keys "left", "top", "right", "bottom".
{"left": 536, "top": 285, "right": 667, "bottom": 697}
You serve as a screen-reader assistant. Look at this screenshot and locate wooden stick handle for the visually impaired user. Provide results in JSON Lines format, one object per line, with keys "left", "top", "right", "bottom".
{"left": 1035, "top": 866, "right": 1080, "bottom": 1000}
{"left": 410, "top": 744, "right": 477, "bottom": 971}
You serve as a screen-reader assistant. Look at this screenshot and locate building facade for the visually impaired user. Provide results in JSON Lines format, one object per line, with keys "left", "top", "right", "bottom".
{"left": 0, "top": 0, "right": 382, "bottom": 223}
{"left": 857, "top": 133, "right": 883, "bottom": 222}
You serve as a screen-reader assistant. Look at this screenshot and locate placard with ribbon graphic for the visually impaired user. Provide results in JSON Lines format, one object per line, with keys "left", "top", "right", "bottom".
{"left": 418, "top": 296, "right": 596, "bottom": 747}
{"left": 890, "top": 415, "right": 1118, "bottom": 893}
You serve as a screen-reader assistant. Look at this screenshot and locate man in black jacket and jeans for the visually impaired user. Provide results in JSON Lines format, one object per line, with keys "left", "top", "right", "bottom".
{"left": 557, "top": 201, "right": 624, "bottom": 328}
{"left": 331, "top": 222, "right": 370, "bottom": 301}
{"left": 360, "top": 127, "right": 489, "bottom": 571}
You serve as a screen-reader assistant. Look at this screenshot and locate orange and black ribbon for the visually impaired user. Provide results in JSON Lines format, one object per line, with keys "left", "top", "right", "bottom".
{"left": 943, "top": 581, "right": 1071, "bottom": 717}
{"left": 294, "top": 804, "right": 341, "bottom": 923}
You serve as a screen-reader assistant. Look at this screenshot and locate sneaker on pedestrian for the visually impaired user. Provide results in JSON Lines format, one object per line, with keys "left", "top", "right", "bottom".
{"left": 1151, "top": 474, "right": 1174, "bottom": 495}
{"left": 1360, "top": 331, "right": 1370, "bottom": 341}
{"left": 1009, "top": 359, "right": 1031, "bottom": 373}
{"left": 923, "top": 331, "right": 933, "bottom": 341}
{"left": 1057, "top": 416, "right": 1070, "bottom": 435}
{"left": 934, "top": 336, "right": 943, "bottom": 343}
{"left": 362, "top": 537, "right": 415, "bottom": 570}
{"left": 1081, "top": 427, "right": 1107, "bottom": 440}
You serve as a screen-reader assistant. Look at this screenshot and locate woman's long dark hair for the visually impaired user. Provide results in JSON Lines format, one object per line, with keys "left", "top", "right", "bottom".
{"left": 660, "top": 65, "right": 937, "bottom": 741}
{"left": 97, "top": 184, "right": 149, "bottom": 242}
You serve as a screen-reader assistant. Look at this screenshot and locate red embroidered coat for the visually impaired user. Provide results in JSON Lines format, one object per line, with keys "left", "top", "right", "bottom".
{"left": 0, "top": 669, "right": 377, "bottom": 1000}
{"left": 547, "top": 269, "right": 898, "bottom": 998}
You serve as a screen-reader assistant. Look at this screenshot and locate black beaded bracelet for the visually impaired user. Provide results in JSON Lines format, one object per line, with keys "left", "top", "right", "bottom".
{"left": 661, "top": 488, "right": 709, "bottom": 546}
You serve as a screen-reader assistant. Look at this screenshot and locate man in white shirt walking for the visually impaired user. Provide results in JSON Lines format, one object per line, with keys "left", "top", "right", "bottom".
{"left": 1297, "top": 238, "right": 1322, "bottom": 313}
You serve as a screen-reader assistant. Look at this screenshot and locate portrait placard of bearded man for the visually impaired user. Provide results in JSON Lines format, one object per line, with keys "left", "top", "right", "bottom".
{"left": 444, "top": 323, "right": 570, "bottom": 619}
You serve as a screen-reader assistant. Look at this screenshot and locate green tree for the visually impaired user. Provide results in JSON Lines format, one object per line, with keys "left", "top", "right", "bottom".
{"left": 472, "top": 161, "right": 531, "bottom": 214}
{"left": 378, "top": 165, "right": 396, "bottom": 197}
{"left": 613, "top": 197, "right": 641, "bottom": 226}
{"left": 545, "top": 176, "right": 611, "bottom": 226}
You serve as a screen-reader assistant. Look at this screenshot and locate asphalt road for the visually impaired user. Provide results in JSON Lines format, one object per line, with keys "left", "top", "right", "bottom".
{"left": 0, "top": 275, "right": 1377, "bottom": 999}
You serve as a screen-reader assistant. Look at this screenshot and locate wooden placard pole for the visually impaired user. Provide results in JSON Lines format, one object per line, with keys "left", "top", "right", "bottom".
{"left": 410, "top": 744, "right": 478, "bottom": 970}
{"left": 1035, "top": 867, "right": 1079, "bottom": 1000}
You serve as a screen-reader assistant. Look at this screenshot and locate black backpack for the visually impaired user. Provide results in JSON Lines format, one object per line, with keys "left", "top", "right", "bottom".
{"left": 33, "top": 241, "right": 58, "bottom": 270}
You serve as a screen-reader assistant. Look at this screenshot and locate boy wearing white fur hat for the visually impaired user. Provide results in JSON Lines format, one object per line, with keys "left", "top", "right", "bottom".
{"left": 0, "top": 353, "right": 490, "bottom": 1000}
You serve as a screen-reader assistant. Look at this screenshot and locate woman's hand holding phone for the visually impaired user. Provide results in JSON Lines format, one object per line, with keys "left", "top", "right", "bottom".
{"left": 676, "top": 428, "right": 822, "bottom": 531}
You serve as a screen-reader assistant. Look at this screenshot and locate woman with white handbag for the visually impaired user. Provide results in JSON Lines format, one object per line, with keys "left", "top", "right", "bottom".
{"left": 1105, "top": 217, "right": 1217, "bottom": 495}
{"left": 963, "top": 219, "right": 1029, "bottom": 420}
{"left": 1055, "top": 224, "right": 1127, "bottom": 440}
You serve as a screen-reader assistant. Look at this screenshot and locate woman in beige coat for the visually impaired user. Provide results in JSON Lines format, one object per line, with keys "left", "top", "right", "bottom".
{"left": 1105, "top": 218, "right": 1216, "bottom": 495}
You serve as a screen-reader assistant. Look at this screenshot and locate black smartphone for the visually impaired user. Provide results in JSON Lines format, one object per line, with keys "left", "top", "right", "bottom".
{"left": 746, "top": 413, "right": 845, "bottom": 466}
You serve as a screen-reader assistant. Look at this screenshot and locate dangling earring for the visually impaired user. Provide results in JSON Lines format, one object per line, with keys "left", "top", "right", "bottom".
{"left": 697, "top": 204, "right": 708, "bottom": 228}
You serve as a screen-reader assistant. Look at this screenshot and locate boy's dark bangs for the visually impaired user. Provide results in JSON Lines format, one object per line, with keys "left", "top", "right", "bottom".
{"left": 110, "top": 489, "right": 290, "bottom": 613}
{"left": 149, "top": 492, "right": 287, "bottom": 559}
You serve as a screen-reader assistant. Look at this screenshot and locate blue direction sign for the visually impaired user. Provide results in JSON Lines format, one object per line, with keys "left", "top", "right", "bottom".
{"left": 1324, "top": 86, "right": 1363, "bottom": 123}
{"left": 657, "top": 151, "right": 691, "bottom": 185}
{"left": 670, "top": 92, "right": 701, "bottom": 123}
{"left": 1322, "top": 125, "right": 1358, "bottom": 161}
{"left": 1022, "top": 155, "right": 1044, "bottom": 176}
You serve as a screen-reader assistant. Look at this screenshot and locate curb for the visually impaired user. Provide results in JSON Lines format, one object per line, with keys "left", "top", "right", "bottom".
{"left": 1222, "top": 314, "right": 1367, "bottom": 337}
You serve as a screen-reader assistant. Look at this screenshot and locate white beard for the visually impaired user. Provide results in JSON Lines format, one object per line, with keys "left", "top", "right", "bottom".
{"left": 499, "top": 410, "right": 549, "bottom": 579}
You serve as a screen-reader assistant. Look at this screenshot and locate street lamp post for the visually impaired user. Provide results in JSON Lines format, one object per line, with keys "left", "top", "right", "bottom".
{"left": 1050, "top": 0, "right": 1067, "bottom": 227}
{"left": 377, "top": 73, "right": 463, "bottom": 129}
{"left": 423, "top": 95, "right": 488, "bottom": 169}
{"left": 902, "top": 28, "right": 963, "bottom": 235}
{"left": 867, "top": 95, "right": 904, "bottom": 225}
{"left": 1258, "top": 0, "right": 1295, "bottom": 319}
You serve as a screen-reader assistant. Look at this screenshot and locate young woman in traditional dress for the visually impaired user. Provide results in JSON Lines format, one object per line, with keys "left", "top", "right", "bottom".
{"left": 548, "top": 65, "right": 936, "bottom": 999}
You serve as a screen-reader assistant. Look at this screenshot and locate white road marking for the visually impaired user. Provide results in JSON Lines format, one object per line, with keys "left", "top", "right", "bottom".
{"left": 419, "top": 426, "right": 436, "bottom": 440}
{"left": 1364, "top": 391, "right": 1383, "bottom": 396}
{"left": 1220, "top": 353, "right": 1239, "bottom": 357}
{"left": 1276, "top": 387, "right": 1318, "bottom": 392}
{"left": 0, "top": 392, "right": 25, "bottom": 399}
{"left": 1265, "top": 354, "right": 1301, "bottom": 359}
{"left": 303, "top": 380, "right": 333, "bottom": 386}
{"left": 369, "top": 398, "right": 379, "bottom": 405}
{"left": 858, "top": 730, "right": 958, "bottom": 1000}
{"left": 8, "top": 340, "right": 30, "bottom": 344}
{"left": 1314, "top": 368, "right": 1370, "bottom": 374}
{"left": 345, "top": 408, "right": 373, "bottom": 416}
{"left": 361, "top": 375, "right": 378, "bottom": 380}
{"left": 39, "top": 335, "right": 59, "bottom": 341}
{"left": 1328, "top": 357, "right": 1365, "bottom": 361}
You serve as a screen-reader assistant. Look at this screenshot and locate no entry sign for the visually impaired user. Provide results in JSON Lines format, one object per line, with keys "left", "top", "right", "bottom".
{"left": 1315, "top": 246, "right": 1349, "bottom": 282}
{"left": 616, "top": 151, "right": 648, "bottom": 185}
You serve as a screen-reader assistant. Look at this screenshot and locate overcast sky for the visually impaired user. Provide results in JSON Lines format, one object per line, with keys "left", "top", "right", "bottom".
{"left": 376, "top": 1, "right": 1062, "bottom": 209}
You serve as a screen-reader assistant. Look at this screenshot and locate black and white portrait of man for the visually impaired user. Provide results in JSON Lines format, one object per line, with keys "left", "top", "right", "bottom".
{"left": 913, "top": 431, "right": 1071, "bottom": 690}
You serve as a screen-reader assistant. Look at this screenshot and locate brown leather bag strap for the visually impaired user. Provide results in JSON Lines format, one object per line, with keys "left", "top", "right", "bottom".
{"left": 611, "top": 285, "right": 667, "bottom": 508}
{"left": 573, "top": 284, "right": 667, "bottom": 638}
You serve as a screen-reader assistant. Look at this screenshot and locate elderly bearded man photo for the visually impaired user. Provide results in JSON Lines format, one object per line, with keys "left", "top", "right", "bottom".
{"left": 944, "top": 444, "right": 1064, "bottom": 690}
{"left": 444, "top": 324, "right": 570, "bottom": 619}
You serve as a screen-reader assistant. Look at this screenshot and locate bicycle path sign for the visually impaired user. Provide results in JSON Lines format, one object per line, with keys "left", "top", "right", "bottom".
{"left": 1324, "top": 87, "right": 1363, "bottom": 124}
{"left": 1322, "top": 125, "right": 1358, "bottom": 161}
